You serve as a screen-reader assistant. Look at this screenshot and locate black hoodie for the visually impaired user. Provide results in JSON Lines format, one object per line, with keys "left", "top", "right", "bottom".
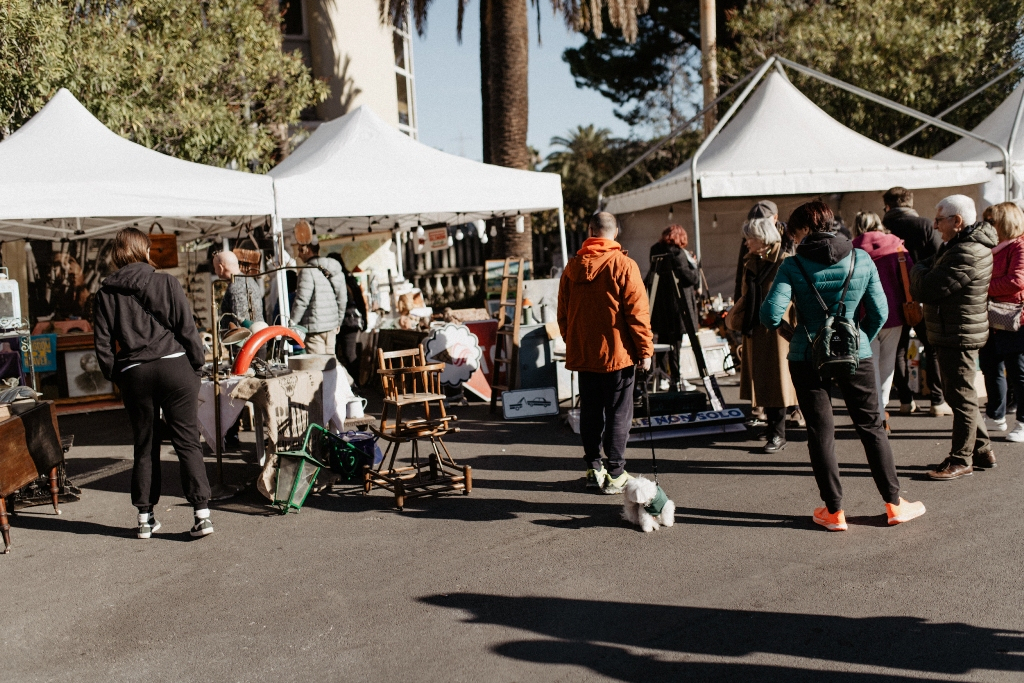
{"left": 796, "top": 230, "right": 853, "bottom": 266}
{"left": 93, "top": 262, "right": 205, "bottom": 380}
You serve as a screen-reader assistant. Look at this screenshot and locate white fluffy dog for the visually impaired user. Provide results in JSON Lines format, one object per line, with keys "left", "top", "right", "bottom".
{"left": 622, "top": 477, "right": 675, "bottom": 533}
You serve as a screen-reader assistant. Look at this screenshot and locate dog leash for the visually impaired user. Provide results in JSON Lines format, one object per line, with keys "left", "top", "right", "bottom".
{"left": 640, "top": 367, "right": 659, "bottom": 485}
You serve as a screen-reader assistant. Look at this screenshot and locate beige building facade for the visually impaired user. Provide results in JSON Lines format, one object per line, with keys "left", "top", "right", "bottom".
{"left": 282, "top": 0, "right": 417, "bottom": 137}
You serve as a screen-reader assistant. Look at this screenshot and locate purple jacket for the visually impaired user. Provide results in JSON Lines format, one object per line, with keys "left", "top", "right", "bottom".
{"left": 853, "top": 231, "right": 913, "bottom": 328}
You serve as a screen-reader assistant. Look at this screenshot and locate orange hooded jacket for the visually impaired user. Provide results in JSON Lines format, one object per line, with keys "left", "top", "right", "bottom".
{"left": 557, "top": 237, "right": 654, "bottom": 373}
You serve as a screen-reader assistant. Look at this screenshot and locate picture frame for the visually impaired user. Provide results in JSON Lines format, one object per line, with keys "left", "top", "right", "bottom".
{"left": 63, "top": 349, "right": 113, "bottom": 398}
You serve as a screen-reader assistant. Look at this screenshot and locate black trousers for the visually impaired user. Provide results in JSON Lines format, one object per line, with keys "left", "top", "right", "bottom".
{"left": 893, "top": 323, "right": 943, "bottom": 404}
{"left": 578, "top": 366, "right": 636, "bottom": 477}
{"left": 117, "top": 355, "right": 211, "bottom": 513}
{"left": 765, "top": 406, "right": 786, "bottom": 440}
{"left": 336, "top": 327, "right": 361, "bottom": 382}
{"left": 789, "top": 358, "right": 901, "bottom": 513}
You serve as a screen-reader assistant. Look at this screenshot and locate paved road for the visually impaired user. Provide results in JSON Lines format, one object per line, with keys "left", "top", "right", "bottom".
{"left": 4, "top": 383, "right": 1023, "bottom": 682}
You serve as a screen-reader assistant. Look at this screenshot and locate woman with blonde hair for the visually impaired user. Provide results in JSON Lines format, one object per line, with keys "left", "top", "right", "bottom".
{"left": 979, "top": 201, "right": 1024, "bottom": 441}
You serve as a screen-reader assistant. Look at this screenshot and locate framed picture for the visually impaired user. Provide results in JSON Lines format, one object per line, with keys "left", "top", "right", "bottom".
{"left": 64, "top": 349, "right": 113, "bottom": 398}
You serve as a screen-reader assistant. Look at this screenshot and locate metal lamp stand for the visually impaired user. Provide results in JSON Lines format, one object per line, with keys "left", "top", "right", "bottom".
{"left": 209, "top": 277, "right": 244, "bottom": 501}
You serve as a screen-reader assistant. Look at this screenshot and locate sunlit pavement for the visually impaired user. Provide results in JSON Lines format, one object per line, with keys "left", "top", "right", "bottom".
{"left": 4, "top": 382, "right": 1023, "bottom": 682}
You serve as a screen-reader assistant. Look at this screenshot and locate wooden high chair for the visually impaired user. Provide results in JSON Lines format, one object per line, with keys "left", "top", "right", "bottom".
{"left": 366, "top": 347, "right": 471, "bottom": 509}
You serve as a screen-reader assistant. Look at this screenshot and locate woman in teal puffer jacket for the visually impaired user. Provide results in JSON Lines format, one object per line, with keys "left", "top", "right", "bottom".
{"left": 760, "top": 201, "right": 926, "bottom": 532}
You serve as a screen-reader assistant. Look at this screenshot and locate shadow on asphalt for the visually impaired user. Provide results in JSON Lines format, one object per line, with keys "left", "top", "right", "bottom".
{"left": 8, "top": 512, "right": 195, "bottom": 542}
{"left": 420, "top": 594, "right": 1024, "bottom": 681}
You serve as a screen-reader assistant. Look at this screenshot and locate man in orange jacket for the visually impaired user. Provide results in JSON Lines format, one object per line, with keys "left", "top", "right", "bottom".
{"left": 558, "top": 212, "right": 654, "bottom": 493}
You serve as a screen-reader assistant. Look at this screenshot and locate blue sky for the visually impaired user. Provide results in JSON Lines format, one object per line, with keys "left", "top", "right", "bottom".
{"left": 412, "top": 3, "right": 631, "bottom": 162}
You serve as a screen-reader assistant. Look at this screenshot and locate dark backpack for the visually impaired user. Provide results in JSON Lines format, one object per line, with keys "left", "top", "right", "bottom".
{"left": 793, "top": 253, "right": 860, "bottom": 379}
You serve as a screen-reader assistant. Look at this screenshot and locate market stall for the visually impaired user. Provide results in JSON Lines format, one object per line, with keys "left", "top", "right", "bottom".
{"left": 604, "top": 69, "right": 998, "bottom": 298}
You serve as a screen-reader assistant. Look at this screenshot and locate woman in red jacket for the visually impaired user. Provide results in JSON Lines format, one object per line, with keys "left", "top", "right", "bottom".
{"left": 979, "top": 202, "right": 1024, "bottom": 442}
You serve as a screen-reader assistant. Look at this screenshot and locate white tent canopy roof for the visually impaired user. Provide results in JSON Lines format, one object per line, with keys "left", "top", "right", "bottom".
{"left": 934, "top": 81, "right": 1024, "bottom": 166}
{"left": 606, "top": 71, "right": 996, "bottom": 215}
{"left": 0, "top": 89, "right": 274, "bottom": 240}
{"left": 269, "top": 105, "right": 563, "bottom": 228}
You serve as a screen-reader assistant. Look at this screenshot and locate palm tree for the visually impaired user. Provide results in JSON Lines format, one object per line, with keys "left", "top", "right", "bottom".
{"left": 381, "top": 0, "right": 648, "bottom": 259}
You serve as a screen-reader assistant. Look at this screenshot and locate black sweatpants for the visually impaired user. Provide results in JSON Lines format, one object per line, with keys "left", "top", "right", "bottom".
{"left": 578, "top": 366, "right": 636, "bottom": 477}
{"left": 117, "top": 355, "right": 211, "bottom": 513}
{"left": 789, "top": 358, "right": 901, "bottom": 513}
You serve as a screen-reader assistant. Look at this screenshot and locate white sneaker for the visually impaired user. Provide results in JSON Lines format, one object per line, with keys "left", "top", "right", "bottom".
{"left": 899, "top": 400, "right": 918, "bottom": 415}
{"left": 930, "top": 402, "right": 953, "bottom": 416}
{"left": 1007, "top": 423, "right": 1024, "bottom": 443}
{"left": 986, "top": 416, "right": 1008, "bottom": 432}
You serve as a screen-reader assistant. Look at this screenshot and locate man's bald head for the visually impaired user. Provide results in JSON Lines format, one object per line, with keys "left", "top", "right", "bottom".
{"left": 213, "top": 250, "right": 240, "bottom": 278}
{"left": 589, "top": 212, "right": 619, "bottom": 239}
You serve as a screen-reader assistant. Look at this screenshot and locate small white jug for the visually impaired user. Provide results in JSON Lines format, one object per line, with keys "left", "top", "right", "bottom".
{"left": 347, "top": 397, "right": 368, "bottom": 419}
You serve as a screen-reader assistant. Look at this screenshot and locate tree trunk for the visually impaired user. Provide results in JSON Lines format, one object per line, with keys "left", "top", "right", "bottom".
{"left": 480, "top": 0, "right": 492, "bottom": 165}
{"left": 488, "top": 0, "right": 532, "bottom": 261}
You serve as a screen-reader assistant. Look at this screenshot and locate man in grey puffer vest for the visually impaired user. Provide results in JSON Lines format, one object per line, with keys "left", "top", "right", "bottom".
{"left": 910, "top": 195, "right": 996, "bottom": 480}
{"left": 291, "top": 236, "right": 347, "bottom": 355}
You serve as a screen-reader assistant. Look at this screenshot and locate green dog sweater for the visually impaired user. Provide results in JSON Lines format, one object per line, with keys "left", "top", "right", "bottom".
{"left": 644, "top": 486, "right": 669, "bottom": 516}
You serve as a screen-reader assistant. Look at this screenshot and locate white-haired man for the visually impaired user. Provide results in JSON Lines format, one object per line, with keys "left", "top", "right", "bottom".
{"left": 910, "top": 195, "right": 997, "bottom": 480}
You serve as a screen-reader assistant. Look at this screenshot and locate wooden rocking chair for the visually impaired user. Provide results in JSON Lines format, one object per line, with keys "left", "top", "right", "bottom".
{"left": 366, "top": 347, "right": 471, "bottom": 509}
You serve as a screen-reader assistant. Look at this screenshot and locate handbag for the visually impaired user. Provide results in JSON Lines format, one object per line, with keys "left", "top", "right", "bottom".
{"left": 897, "top": 247, "right": 923, "bottom": 327}
{"left": 988, "top": 299, "right": 1024, "bottom": 332}
{"left": 148, "top": 222, "right": 178, "bottom": 269}
{"left": 232, "top": 223, "right": 262, "bottom": 276}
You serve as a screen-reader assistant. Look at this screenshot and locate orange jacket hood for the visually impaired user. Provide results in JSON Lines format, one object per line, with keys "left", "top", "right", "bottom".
{"left": 567, "top": 238, "right": 624, "bottom": 283}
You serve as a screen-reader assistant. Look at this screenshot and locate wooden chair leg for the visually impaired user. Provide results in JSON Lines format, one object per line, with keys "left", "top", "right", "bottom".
{"left": 0, "top": 497, "right": 10, "bottom": 554}
{"left": 394, "top": 481, "right": 406, "bottom": 510}
{"left": 463, "top": 465, "right": 472, "bottom": 494}
{"left": 49, "top": 466, "right": 61, "bottom": 515}
{"left": 363, "top": 465, "right": 372, "bottom": 495}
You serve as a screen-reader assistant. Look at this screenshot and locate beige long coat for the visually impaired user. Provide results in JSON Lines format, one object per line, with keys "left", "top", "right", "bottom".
{"left": 734, "top": 244, "right": 798, "bottom": 408}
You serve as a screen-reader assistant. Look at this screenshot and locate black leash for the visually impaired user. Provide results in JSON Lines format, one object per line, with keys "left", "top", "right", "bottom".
{"left": 639, "top": 367, "right": 659, "bottom": 485}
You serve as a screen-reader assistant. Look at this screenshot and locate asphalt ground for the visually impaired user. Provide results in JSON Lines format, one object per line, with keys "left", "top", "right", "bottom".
{"left": 3, "top": 379, "right": 1023, "bottom": 682}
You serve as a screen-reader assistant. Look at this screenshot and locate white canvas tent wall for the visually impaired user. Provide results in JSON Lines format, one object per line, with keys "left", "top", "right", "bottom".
{"left": 605, "top": 69, "right": 996, "bottom": 296}
{"left": 934, "top": 81, "right": 1024, "bottom": 204}
{"left": 0, "top": 89, "right": 275, "bottom": 242}
{"left": 269, "top": 105, "right": 566, "bottom": 257}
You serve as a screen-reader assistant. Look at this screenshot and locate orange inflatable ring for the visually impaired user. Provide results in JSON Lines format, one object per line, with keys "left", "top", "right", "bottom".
{"left": 232, "top": 326, "right": 305, "bottom": 375}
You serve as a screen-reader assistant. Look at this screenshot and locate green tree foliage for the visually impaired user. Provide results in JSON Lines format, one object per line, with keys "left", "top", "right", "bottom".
{"left": 721, "top": 0, "right": 1024, "bottom": 157}
{"left": 539, "top": 124, "right": 700, "bottom": 232}
{"left": 0, "top": 0, "right": 327, "bottom": 171}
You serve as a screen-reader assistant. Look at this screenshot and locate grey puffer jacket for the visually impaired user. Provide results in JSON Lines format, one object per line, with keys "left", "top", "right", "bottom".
{"left": 290, "top": 256, "right": 347, "bottom": 334}
{"left": 910, "top": 221, "right": 996, "bottom": 349}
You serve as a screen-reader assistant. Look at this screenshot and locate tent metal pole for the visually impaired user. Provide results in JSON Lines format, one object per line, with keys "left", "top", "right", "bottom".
{"left": 777, "top": 57, "right": 1013, "bottom": 201}
{"left": 272, "top": 214, "right": 290, "bottom": 327}
{"left": 557, "top": 205, "right": 568, "bottom": 269}
{"left": 596, "top": 68, "right": 759, "bottom": 211}
{"left": 1005, "top": 87, "right": 1024, "bottom": 200}
{"left": 690, "top": 56, "right": 778, "bottom": 263}
{"left": 890, "top": 62, "right": 1023, "bottom": 149}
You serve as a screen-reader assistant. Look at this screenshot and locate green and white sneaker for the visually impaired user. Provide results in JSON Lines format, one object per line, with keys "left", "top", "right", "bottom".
{"left": 138, "top": 513, "right": 161, "bottom": 539}
{"left": 602, "top": 471, "right": 634, "bottom": 495}
{"left": 586, "top": 467, "right": 609, "bottom": 490}
{"left": 190, "top": 515, "right": 214, "bottom": 538}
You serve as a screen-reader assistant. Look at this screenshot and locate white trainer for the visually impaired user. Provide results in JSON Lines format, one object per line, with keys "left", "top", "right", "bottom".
{"left": 986, "top": 416, "right": 1008, "bottom": 432}
{"left": 1007, "top": 423, "right": 1024, "bottom": 443}
{"left": 930, "top": 402, "right": 954, "bottom": 416}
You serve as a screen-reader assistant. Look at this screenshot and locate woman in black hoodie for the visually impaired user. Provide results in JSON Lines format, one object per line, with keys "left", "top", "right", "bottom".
{"left": 93, "top": 228, "right": 213, "bottom": 540}
{"left": 648, "top": 225, "right": 700, "bottom": 392}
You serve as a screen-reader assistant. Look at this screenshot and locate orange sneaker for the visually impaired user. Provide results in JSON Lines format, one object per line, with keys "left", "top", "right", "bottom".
{"left": 885, "top": 498, "right": 926, "bottom": 525}
{"left": 813, "top": 507, "right": 848, "bottom": 531}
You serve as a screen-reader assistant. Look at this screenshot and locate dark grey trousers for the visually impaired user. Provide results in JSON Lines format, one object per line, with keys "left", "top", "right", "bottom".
{"left": 117, "top": 355, "right": 211, "bottom": 513}
{"left": 578, "top": 366, "right": 636, "bottom": 477}
{"left": 789, "top": 358, "right": 901, "bottom": 513}
{"left": 935, "top": 347, "right": 991, "bottom": 464}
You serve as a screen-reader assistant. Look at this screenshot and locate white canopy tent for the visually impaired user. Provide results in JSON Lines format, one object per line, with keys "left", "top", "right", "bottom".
{"left": 605, "top": 65, "right": 998, "bottom": 297}
{"left": 0, "top": 88, "right": 275, "bottom": 242}
{"left": 934, "top": 81, "right": 1024, "bottom": 203}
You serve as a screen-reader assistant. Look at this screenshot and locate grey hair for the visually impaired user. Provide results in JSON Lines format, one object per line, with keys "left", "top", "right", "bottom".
{"left": 741, "top": 217, "right": 781, "bottom": 245}
{"left": 854, "top": 211, "right": 883, "bottom": 234}
{"left": 936, "top": 194, "right": 977, "bottom": 226}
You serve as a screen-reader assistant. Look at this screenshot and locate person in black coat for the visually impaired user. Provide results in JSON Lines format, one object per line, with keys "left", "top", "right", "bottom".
{"left": 882, "top": 186, "right": 949, "bottom": 416}
{"left": 649, "top": 225, "right": 701, "bottom": 391}
{"left": 93, "top": 228, "right": 214, "bottom": 540}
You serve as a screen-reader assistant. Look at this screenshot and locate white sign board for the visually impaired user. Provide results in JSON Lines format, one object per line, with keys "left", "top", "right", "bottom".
{"left": 502, "top": 387, "right": 559, "bottom": 420}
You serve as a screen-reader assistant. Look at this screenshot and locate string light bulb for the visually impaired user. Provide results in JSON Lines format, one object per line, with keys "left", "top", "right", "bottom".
{"left": 669, "top": 205, "right": 674, "bottom": 222}
{"left": 455, "top": 228, "right": 464, "bottom": 241}
{"left": 515, "top": 215, "right": 525, "bottom": 233}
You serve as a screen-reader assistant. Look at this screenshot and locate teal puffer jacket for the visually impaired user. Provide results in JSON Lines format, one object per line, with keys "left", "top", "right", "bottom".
{"left": 759, "top": 232, "right": 887, "bottom": 362}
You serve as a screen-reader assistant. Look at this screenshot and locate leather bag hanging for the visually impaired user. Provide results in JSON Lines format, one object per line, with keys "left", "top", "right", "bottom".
{"left": 148, "top": 222, "right": 178, "bottom": 269}
{"left": 988, "top": 299, "right": 1024, "bottom": 332}
{"left": 232, "top": 223, "right": 263, "bottom": 276}
{"left": 897, "top": 247, "right": 923, "bottom": 328}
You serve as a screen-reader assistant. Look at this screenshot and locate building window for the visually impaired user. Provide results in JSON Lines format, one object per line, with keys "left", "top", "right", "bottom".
{"left": 282, "top": 0, "right": 305, "bottom": 37}
{"left": 393, "top": 16, "right": 417, "bottom": 138}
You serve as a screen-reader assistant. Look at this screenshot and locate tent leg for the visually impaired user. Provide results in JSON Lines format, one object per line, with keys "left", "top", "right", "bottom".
{"left": 272, "top": 215, "right": 290, "bottom": 328}
{"left": 691, "top": 183, "right": 702, "bottom": 263}
{"left": 557, "top": 206, "right": 568, "bottom": 271}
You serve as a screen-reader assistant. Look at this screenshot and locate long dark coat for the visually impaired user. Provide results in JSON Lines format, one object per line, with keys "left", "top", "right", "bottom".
{"left": 648, "top": 241, "right": 700, "bottom": 343}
